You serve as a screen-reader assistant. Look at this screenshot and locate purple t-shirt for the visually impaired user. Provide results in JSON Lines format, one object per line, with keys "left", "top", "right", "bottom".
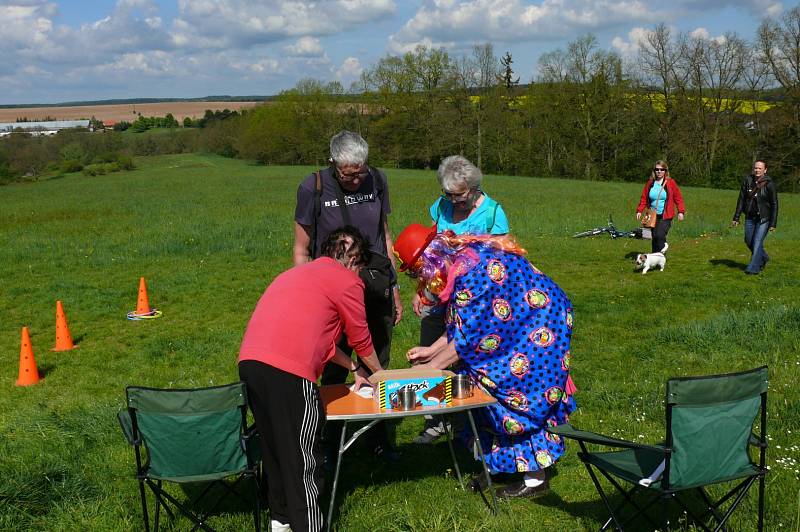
{"left": 295, "top": 167, "right": 391, "bottom": 258}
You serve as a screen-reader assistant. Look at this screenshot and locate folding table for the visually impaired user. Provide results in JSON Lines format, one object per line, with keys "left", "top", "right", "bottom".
{"left": 321, "top": 384, "right": 499, "bottom": 531}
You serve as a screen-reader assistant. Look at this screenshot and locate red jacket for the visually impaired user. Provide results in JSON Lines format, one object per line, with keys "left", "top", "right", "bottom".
{"left": 637, "top": 178, "right": 686, "bottom": 220}
{"left": 239, "top": 257, "right": 373, "bottom": 382}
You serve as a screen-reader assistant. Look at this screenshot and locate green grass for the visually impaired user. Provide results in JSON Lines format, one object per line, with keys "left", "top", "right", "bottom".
{"left": 1, "top": 153, "right": 798, "bottom": 531}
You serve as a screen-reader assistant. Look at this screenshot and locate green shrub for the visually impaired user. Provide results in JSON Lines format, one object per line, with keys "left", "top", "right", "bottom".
{"left": 116, "top": 153, "right": 134, "bottom": 170}
{"left": 60, "top": 159, "right": 83, "bottom": 173}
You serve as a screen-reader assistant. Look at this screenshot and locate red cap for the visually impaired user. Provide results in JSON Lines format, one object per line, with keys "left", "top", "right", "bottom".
{"left": 393, "top": 224, "right": 437, "bottom": 271}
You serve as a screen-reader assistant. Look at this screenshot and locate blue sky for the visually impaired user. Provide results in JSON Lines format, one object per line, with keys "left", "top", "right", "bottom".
{"left": 0, "top": 0, "right": 790, "bottom": 104}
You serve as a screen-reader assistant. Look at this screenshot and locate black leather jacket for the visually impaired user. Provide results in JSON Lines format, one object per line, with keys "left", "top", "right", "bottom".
{"left": 733, "top": 174, "right": 778, "bottom": 228}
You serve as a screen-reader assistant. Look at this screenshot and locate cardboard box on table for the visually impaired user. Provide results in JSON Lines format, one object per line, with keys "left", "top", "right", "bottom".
{"left": 368, "top": 368, "right": 456, "bottom": 410}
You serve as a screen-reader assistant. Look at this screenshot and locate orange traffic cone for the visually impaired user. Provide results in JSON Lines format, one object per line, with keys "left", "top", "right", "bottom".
{"left": 127, "top": 277, "right": 162, "bottom": 320}
{"left": 16, "top": 327, "right": 41, "bottom": 386}
{"left": 137, "top": 277, "right": 151, "bottom": 314}
{"left": 52, "top": 300, "right": 79, "bottom": 351}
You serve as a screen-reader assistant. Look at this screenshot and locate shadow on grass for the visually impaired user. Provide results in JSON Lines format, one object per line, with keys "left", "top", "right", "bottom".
{"left": 709, "top": 258, "right": 747, "bottom": 270}
{"left": 539, "top": 485, "right": 715, "bottom": 530}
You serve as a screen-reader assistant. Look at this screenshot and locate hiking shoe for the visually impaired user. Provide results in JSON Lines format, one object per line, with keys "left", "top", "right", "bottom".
{"left": 412, "top": 420, "right": 450, "bottom": 444}
{"left": 496, "top": 479, "right": 550, "bottom": 500}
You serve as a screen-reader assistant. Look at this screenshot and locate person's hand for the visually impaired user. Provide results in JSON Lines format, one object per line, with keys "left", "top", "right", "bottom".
{"left": 353, "top": 366, "right": 372, "bottom": 390}
{"left": 677, "top": 213, "right": 684, "bottom": 221}
{"left": 731, "top": 220, "right": 740, "bottom": 227}
{"left": 407, "top": 346, "right": 434, "bottom": 365}
{"left": 393, "top": 287, "right": 403, "bottom": 325}
{"left": 636, "top": 212, "right": 642, "bottom": 221}
{"left": 411, "top": 293, "right": 423, "bottom": 316}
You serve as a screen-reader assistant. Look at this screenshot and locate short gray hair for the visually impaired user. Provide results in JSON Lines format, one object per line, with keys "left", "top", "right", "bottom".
{"left": 437, "top": 155, "right": 483, "bottom": 191}
{"left": 330, "top": 130, "right": 369, "bottom": 167}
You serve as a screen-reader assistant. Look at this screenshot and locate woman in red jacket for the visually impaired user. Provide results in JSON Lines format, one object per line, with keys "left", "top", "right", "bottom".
{"left": 636, "top": 160, "right": 686, "bottom": 254}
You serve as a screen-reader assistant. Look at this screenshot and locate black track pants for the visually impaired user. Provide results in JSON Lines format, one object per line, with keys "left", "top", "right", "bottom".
{"left": 239, "top": 360, "right": 325, "bottom": 532}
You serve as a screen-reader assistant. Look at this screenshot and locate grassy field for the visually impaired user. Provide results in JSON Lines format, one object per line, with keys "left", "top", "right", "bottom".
{"left": 0, "top": 153, "right": 798, "bottom": 531}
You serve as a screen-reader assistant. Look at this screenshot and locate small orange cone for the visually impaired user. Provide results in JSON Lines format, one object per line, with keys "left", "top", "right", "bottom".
{"left": 127, "top": 277, "right": 162, "bottom": 320}
{"left": 52, "top": 300, "right": 78, "bottom": 351}
{"left": 136, "top": 277, "right": 151, "bottom": 314}
{"left": 16, "top": 327, "right": 41, "bottom": 386}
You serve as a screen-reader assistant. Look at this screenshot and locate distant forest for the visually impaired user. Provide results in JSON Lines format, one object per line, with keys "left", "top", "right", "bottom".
{"left": 0, "top": 94, "right": 275, "bottom": 109}
{"left": 0, "top": 96, "right": 270, "bottom": 109}
{"left": 2, "top": 8, "right": 799, "bottom": 191}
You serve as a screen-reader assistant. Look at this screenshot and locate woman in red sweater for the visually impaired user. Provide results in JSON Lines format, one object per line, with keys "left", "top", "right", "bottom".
{"left": 636, "top": 160, "right": 686, "bottom": 254}
{"left": 239, "top": 227, "right": 382, "bottom": 532}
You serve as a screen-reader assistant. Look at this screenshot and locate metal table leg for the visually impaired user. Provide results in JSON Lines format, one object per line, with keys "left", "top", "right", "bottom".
{"left": 442, "top": 415, "right": 464, "bottom": 489}
{"left": 466, "top": 410, "right": 498, "bottom": 513}
{"left": 326, "top": 419, "right": 380, "bottom": 532}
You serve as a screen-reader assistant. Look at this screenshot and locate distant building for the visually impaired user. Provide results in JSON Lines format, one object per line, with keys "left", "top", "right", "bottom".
{"left": 0, "top": 119, "right": 91, "bottom": 136}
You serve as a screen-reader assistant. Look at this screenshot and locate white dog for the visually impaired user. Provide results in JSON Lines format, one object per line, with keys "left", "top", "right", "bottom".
{"left": 635, "top": 252, "right": 666, "bottom": 274}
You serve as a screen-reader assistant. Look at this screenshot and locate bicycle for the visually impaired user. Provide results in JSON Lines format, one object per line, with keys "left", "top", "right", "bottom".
{"left": 573, "top": 215, "right": 642, "bottom": 239}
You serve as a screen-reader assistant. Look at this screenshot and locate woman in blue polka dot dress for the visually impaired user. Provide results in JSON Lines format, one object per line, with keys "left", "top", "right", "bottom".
{"left": 395, "top": 224, "right": 576, "bottom": 499}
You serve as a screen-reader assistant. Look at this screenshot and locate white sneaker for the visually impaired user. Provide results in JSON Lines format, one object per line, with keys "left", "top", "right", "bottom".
{"left": 270, "top": 519, "right": 292, "bottom": 532}
{"left": 412, "top": 420, "right": 450, "bottom": 444}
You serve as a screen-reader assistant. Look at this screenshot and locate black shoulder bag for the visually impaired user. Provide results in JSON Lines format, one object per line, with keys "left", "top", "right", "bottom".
{"left": 315, "top": 168, "right": 395, "bottom": 304}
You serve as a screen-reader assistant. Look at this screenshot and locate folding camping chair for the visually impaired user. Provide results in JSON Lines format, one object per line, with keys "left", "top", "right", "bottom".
{"left": 118, "top": 383, "right": 262, "bottom": 531}
{"left": 548, "top": 366, "right": 768, "bottom": 531}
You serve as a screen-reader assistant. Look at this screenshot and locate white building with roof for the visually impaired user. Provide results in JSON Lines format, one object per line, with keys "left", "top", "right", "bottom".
{"left": 0, "top": 119, "right": 91, "bottom": 137}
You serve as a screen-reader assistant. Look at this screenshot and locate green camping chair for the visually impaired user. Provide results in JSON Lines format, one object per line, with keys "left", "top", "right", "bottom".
{"left": 118, "top": 383, "right": 262, "bottom": 531}
{"left": 548, "top": 366, "right": 768, "bottom": 531}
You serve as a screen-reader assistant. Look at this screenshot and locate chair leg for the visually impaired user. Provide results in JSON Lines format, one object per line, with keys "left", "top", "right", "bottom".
{"left": 579, "top": 458, "right": 623, "bottom": 531}
{"left": 661, "top": 494, "right": 670, "bottom": 532}
{"left": 594, "top": 466, "right": 661, "bottom": 530}
{"left": 154, "top": 480, "right": 162, "bottom": 532}
{"left": 696, "top": 487, "right": 726, "bottom": 531}
{"left": 713, "top": 477, "right": 757, "bottom": 532}
{"left": 757, "top": 472, "right": 765, "bottom": 532}
{"left": 138, "top": 478, "right": 151, "bottom": 532}
{"left": 153, "top": 484, "right": 215, "bottom": 532}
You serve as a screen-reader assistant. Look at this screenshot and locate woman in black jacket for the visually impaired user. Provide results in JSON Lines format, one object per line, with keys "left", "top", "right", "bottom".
{"left": 732, "top": 160, "right": 778, "bottom": 275}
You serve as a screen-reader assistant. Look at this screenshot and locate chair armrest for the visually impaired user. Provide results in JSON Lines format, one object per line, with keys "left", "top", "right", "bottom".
{"left": 547, "top": 423, "right": 663, "bottom": 452}
{"left": 749, "top": 433, "right": 768, "bottom": 449}
{"left": 117, "top": 409, "right": 138, "bottom": 445}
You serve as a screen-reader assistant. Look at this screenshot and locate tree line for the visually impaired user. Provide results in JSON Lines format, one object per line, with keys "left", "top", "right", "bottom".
{"left": 234, "top": 8, "right": 799, "bottom": 191}
{"left": 2, "top": 8, "right": 798, "bottom": 190}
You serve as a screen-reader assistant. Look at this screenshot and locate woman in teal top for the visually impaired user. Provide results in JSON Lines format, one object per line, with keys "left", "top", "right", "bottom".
{"left": 429, "top": 157, "right": 509, "bottom": 235}
{"left": 412, "top": 155, "right": 509, "bottom": 444}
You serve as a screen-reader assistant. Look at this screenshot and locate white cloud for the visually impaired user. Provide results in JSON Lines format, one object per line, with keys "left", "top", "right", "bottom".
{"left": 284, "top": 37, "right": 324, "bottom": 57}
{"left": 388, "top": 0, "right": 786, "bottom": 52}
{"left": 388, "top": 0, "right": 667, "bottom": 53}
{"left": 173, "top": 0, "right": 396, "bottom": 49}
{"left": 336, "top": 56, "right": 363, "bottom": 80}
{"left": 689, "top": 27, "right": 727, "bottom": 44}
{"left": 611, "top": 27, "right": 652, "bottom": 57}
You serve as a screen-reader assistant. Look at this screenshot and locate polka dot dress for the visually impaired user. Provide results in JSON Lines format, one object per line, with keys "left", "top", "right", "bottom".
{"left": 447, "top": 244, "right": 576, "bottom": 473}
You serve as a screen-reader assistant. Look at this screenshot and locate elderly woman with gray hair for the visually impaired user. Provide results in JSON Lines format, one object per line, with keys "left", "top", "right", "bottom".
{"left": 412, "top": 155, "right": 509, "bottom": 444}
{"left": 294, "top": 130, "right": 403, "bottom": 462}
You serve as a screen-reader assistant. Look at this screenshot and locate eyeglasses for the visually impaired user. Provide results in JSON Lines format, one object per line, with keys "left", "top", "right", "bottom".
{"left": 336, "top": 167, "right": 369, "bottom": 182}
{"left": 654, "top": 168, "right": 667, "bottom": 172}
{"left": 441, "top": 187, "right": 476, "bottom": 201}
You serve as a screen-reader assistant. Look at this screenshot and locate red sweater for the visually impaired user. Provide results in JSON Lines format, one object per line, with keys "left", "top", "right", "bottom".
{"left": 238, "top": 257, "right": 374, "bottom": 382}
{"left": 637, "top": 177, "right": 686, "bottom": 220}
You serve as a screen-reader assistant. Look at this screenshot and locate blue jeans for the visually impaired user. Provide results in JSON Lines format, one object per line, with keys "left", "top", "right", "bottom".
{"left": 744, "top": 219, "right": 770, "bottom": 273}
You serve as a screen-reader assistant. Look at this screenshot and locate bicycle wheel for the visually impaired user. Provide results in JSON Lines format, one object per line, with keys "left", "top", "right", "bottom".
{"left": 573, "top": 228, "right": 603, "bottom": 238}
